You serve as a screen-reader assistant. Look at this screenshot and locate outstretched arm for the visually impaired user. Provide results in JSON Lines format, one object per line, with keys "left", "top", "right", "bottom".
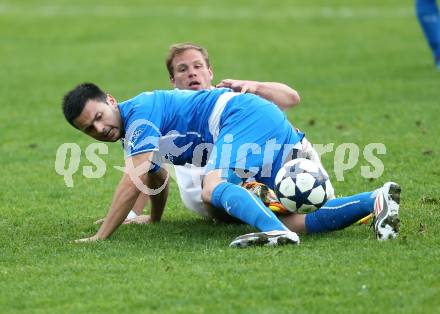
{"left": 216, "top": 79, "right": 300, "bottom": 110}
{"left": 75, "top": 152, "right": 168, "bottom": 242}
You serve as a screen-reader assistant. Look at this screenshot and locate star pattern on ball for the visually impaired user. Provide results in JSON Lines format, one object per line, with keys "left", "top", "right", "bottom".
{"left": 275, "top": 158, "right": 333, "bottom": 213}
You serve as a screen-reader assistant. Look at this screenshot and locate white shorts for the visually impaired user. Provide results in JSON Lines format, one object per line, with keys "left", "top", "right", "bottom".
{"left": 174, "top": 164, "right": 210, "bottom": 218}
{"left": 174, "top": 137, "right": 334, "bottom": 216}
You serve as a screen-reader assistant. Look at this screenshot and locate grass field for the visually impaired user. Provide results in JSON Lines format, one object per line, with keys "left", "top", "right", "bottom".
{"left": 1, "top": 0, "right": 440, "bottom": 313}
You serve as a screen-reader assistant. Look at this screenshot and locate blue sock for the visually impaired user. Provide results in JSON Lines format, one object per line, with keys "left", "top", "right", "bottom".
{"left": 211, "top": 182, "right": 288, "bottom": 232}
{"left": 416, "top": 0, "right": 440, "bottom": 59}
{"left": 305, "top": 192, "right": 375, "bottom": 234}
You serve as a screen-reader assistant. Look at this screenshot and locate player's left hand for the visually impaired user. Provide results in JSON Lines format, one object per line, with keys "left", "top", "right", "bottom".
{"left": 122, "top": 214, "right": 153, "bottom": 224}
{"left": 74, "top": 235, "right": 100, "bottom": 243}
{"left": 216, "top": 79, "right": 257, "bottom": 94}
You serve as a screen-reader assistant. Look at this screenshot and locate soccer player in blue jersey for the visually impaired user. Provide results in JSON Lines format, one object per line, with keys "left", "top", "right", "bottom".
{"left": 416, "top": 0, "right": 440, "bottom": 69}
{"left": 119, "top": 43, "right": 304, "bottom": 227}
{"left": 62, "top": 82, "right": 401, "bottom": 246}
{"left": 120, "top": 43, "right": 387, "bottom": 237}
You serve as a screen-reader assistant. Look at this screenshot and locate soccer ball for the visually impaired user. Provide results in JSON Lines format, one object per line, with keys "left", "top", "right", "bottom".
{"left": 274, "top": 158, "right": 334, "bottom": 214}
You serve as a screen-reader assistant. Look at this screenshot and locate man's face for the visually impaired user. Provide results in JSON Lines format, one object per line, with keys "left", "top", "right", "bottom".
{"left": 73, "top": 95, "right": 123, "bottom": 142}
{"left": 170, "top": 49, "right": 213, "bottom": 90}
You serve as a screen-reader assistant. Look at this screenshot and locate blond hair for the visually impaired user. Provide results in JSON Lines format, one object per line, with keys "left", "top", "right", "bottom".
{"left": 165, "top": 43, "right": 210, "bottom": 78}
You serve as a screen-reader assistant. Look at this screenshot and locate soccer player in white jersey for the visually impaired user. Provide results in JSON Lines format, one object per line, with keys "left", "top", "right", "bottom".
{"left": 62, "top": 81, "right": 401, "bottom": 246}
{"left": 123, "top": 43, "right": 317, "bottom": 233}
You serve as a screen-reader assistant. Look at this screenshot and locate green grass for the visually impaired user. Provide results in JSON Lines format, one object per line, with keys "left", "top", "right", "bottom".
{"left": 1, "top": 0, "right": 440, "bottom": 313}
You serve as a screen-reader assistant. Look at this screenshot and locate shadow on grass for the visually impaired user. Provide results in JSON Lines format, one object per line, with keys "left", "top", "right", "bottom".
{"left": 102, "top": 218, "right": 381, "bottom": 249}
{"left": 110, "top": 217, "right": 254, "bottom": 247}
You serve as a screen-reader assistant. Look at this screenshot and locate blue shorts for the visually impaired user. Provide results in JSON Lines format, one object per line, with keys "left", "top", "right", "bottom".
{"left": 205, "top": 94, "right": 303, "bottom": 189}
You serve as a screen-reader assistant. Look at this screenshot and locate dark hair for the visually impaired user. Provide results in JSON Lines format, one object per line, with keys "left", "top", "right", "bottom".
{"left": 165, "top": 43, "right": 210, "bottom": 78}
{"left": 62, "top": 83, "right": 107, "bottom": 127}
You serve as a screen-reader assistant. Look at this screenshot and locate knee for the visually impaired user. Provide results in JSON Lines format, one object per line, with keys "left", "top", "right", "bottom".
{"left": 201, "top": 169, "right": 224, "bottom": 204}
{"left": 201, "top": 185, "right": 214, "bottom": 204}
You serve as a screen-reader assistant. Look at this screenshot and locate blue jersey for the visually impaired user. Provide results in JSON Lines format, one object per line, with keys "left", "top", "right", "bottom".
{"left": 118, "top": 88, "right": 303, "bottom": 188}
{"left": 118, "top": 88, "right": 229, "bottom": 163}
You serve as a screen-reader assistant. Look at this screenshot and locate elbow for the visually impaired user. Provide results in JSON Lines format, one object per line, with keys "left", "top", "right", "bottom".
{"left": 283, "top": 91, "right": 300, "bottom": 110}
{"left": 292, "top": 91, "right": 301, "bottom": 106}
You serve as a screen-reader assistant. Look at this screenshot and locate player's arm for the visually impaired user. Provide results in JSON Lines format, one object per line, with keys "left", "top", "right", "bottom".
{"left": 75, "top": 152, "right": 168, "bottom": 242}
{"left": 132, "top": 193, "right": 149, "bottom": 215}
{"left": 115, "top": 164, "right": 168, "bottom": 226}
{"left": 216, "top": 79, "right": 300, "bottom": 110}
{"left": 145, "top": 166, "right": 168, "bottom": 222}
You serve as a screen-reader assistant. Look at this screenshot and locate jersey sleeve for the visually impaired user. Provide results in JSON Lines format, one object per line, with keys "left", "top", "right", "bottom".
{"left": 123, "top": 95, "right": 163, "bottom": 159}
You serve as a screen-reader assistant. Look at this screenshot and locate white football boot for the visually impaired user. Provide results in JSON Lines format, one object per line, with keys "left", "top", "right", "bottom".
{"left": 229, "top": 230, "right": 300, "bottom": 248}
{"left": 373, "top": 182, "right": 401, "bottom": 241}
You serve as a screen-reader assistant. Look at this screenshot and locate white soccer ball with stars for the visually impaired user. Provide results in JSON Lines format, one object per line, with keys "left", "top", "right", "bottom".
{"left": 274, "top": 158, "right": 334, "bottom": 214}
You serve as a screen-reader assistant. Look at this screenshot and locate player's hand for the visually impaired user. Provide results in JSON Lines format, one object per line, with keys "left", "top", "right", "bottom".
{"left": 122, "top": 214, "right": 153, "bottom": 225}
{"left": 95, "top": 214, "right": 152, "bottom": 225}
{"left": 74, "top": 235, "right": 100, "bottom": 243}
{"left": 216, "top": 79, "right": 257, "bottom": 94}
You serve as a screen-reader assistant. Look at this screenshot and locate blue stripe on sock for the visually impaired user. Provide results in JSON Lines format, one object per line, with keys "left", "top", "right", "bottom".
{"left": 305, "top": 192, "right": 374, "bottom": 234}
